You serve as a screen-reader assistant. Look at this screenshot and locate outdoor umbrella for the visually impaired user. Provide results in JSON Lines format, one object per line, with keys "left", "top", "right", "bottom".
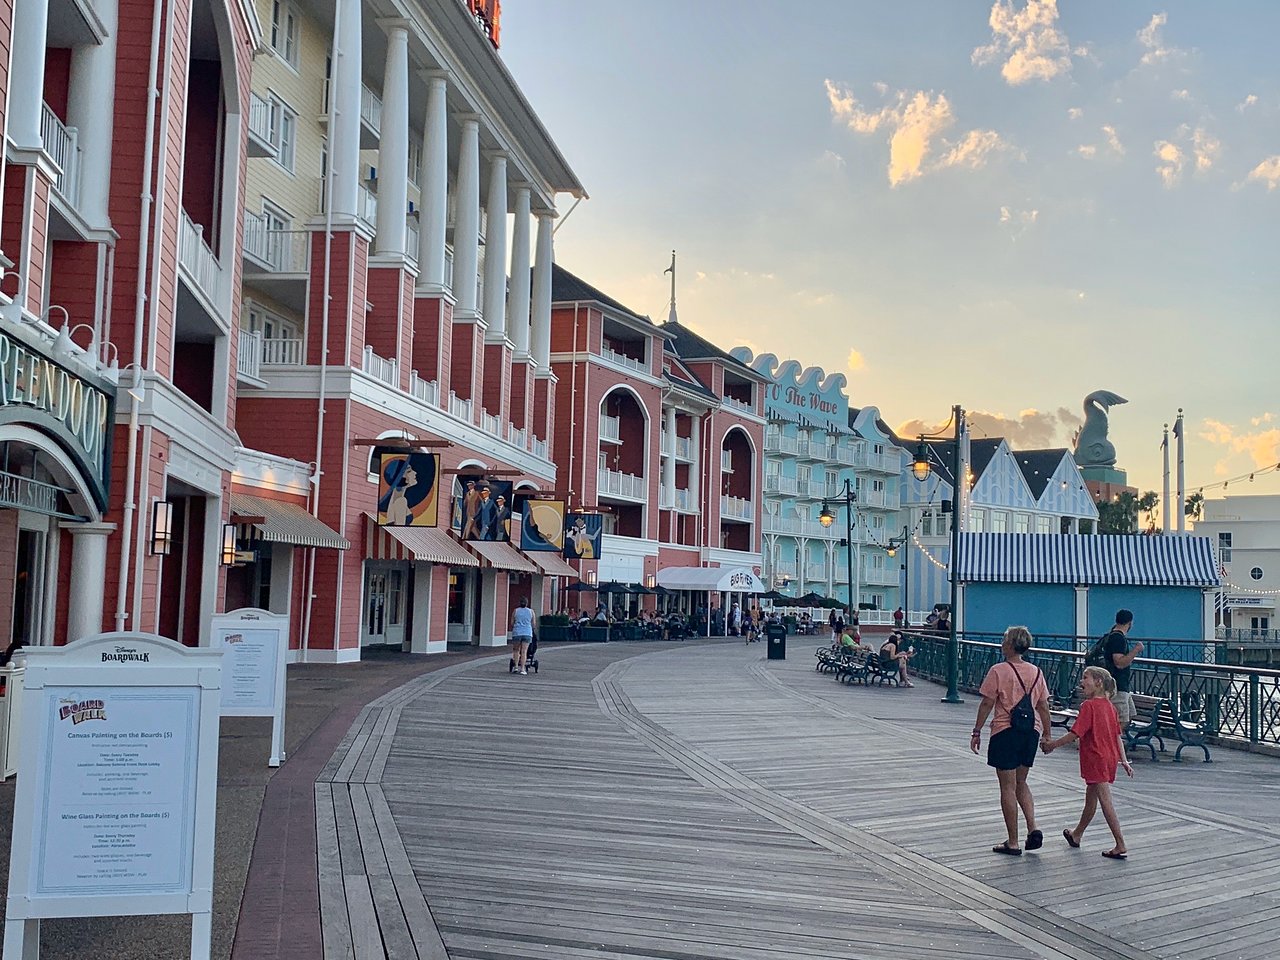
{"left": 597, "top": 580, "right": 630, "bottom": 594}
{"left": 628, "top": 583, "right": 654, "bottom": 595}
{"left": 652, "top": 585, "right": 674, "bottom": 596}
{"left": 759, "top": 590, "right": 786, "bottom": 601}
{"left": 565, "top": 582, "right": 597, "bottom": 592}
{"left": 797, "top": 591, "right": 826, "bottom": 605}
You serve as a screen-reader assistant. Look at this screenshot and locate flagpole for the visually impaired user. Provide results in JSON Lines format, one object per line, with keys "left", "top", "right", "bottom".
{"left": 665, "top": 249, "right": 677, "bottom": 323}
{"left": 1175, "top": 409, "right": 1186, "bottom": 534}
{"left": 1162, "top": 424, "right": 1171, "bottom": 534}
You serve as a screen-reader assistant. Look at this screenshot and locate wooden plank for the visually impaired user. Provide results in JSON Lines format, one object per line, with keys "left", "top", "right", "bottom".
{"left": 314, "top": 782, "right": 354, "bottom": 960}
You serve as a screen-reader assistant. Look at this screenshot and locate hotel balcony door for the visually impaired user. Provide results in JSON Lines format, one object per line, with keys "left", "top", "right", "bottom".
{"left": 363, "top": 562, "right": 407, "bottom": 648}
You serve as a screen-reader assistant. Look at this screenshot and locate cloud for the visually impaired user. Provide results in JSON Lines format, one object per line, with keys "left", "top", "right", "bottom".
{"left": 825, "top": 82, "right": 1017, "bottom": 186}
{"left": 897, "top": 408, "right": 1081, "bottom": 449}
{"left": 1076, "top": 144, "right": 1098, "bottom": 159}
{"left": 972, "top": 0, "right": 1073, "bottom": 85}
{"left": 1245, "top": 156, "right": 1280, "bottom": 191}
{"left": 1199, "top": 416, "right": 1280, "bottom": 472}
{"left": 1237, "top": 94, "right": 1259, "bottom": 113}
{"left": 818, "top": 149, "right": 847, "bottom": 171}
{"left": 1192, "top": 128, "right": 1221, "bottom": 172}
{"left": 1171, "top": 89, "right": 1191, "bottom": 101}
{"left": 847, "top": 349, "right": 866, "bottom": 372}
{"left": 1137, "top": 11, "right": 1179, "bottom": 65}
{"left": 999, "top": 205, "right": 1039, "bottom": 240}
{"left": 1067, "top": 107, "right": 1083, "bottom": 120}
{"left": 1101, "top": 125, "right": 1125, "bottom": 156}
{"left": 1154, "top": 140, "right": 1184, "bottom": 187}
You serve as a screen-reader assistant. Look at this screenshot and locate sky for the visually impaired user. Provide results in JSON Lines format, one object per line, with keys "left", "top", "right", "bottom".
{"left": 500, "top": 1, "right": 1280, "bottom": 512}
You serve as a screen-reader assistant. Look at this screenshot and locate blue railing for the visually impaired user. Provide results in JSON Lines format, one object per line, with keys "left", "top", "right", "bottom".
{"left": 903, "top": 631, "right": 1280, "bottom": 747}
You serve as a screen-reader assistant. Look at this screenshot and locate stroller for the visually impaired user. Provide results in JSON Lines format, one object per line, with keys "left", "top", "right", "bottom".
{"left": 508, "top": 635, "right": 539, "bottom": 674}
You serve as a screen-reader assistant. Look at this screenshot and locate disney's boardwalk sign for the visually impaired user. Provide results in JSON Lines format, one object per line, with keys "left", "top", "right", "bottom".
{"left": 728, "top": 348, "right": 852, "bottom": 435}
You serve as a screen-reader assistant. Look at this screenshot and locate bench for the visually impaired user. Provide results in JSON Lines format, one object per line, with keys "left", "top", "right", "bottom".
{"left": 1124, "top": 694, "right": 1212, "bottom": 763}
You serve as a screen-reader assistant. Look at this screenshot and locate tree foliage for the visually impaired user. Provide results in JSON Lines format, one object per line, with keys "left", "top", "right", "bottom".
{"left": 1097, "top": 490, "right": 1161, "bottom": 534}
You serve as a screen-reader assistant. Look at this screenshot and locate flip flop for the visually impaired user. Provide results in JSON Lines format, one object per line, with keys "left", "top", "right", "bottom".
{"left": 993, "top": 842, "right": 1022, "bottom": 856}
{"left": 1063, "top": 829, "right": 1080, "bottom": 849}
{"left": 1025, "top": 830, "right": 1043, "bottom": 851}
{"left": 1101, "top": 850, "right": 1128, "bottom": 860}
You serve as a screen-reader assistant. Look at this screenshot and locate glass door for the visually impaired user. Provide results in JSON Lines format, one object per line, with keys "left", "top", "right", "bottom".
{"left": 12, "top": 526, "right": 47, "bottom": 647}
{"left": 362, "top": 563, "right": 407, "bottom": 647}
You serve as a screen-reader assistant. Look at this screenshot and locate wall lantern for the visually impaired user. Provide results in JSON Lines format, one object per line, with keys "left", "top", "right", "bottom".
{"left": 586, "top": 569, "right": 598, "bottom": 586}
{"left": 220, "top": 523, "right": 238, "bottom": 566}
{"left": 150, "top": 500, "right": 174, "bottom": 556}
{"left": 645, "top": 573, "right": 656, "bottom": 589}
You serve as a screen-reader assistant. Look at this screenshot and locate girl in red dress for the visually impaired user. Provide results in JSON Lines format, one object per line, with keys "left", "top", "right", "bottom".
{"left": 1043, "top": 665, "right": 1133, "bottom": 859}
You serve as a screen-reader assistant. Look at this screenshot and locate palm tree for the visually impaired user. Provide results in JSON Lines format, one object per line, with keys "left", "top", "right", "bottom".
{"left": 1185, "top": 491, "right": 1205, "bottom": 522}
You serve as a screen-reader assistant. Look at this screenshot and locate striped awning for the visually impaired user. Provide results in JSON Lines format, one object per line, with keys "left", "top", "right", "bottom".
{"left": 526, "top": 551, "right": 579, "bottom": 578}
{"left": 229, "top": 493, "right": 350, "bottom": 550}
{"left": 465, "top": 539, "right": 539, "bottom": 573}
{"left": 954, "top": 533, "right": 1220, "bottom": 587}
{"left": 363, "top": 514, "right": 478, "bottom": 566}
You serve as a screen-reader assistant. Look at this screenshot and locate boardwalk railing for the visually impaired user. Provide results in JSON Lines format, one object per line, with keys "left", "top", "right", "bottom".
{"left": 905, "top": 632, "right": 1280, "bottom": 747}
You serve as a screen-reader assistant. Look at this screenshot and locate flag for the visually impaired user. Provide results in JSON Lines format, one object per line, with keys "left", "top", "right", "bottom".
{"left": 1172, "top": 417, "right": 1183, "bottom": 439}
{"left": 1160, "top": 431, "right": 1167, "bottom": 450}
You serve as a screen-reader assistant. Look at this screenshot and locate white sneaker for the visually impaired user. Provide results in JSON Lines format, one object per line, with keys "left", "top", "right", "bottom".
{"left": 520, "top": 668, "right": 527, "bottom": 675}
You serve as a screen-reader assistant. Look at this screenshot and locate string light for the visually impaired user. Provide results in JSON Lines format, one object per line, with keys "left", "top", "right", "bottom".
{"left": 1221, "top": 581, "right": 1280, "bottom": 596}
{"left": 1189, "top": 462, "right": 1280, "bottom": 498}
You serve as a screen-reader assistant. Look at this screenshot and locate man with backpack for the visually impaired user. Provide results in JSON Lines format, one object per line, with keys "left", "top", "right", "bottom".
{"left": 1087, "top": 609, "right": 1143, "bottom": 726}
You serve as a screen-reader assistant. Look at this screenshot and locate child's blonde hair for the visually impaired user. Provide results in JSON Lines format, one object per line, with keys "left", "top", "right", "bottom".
{"left": 1082, "top": 665, "right": 1116, "bottom": 696}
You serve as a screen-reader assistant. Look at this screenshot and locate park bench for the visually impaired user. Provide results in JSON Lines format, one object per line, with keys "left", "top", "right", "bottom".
{"left": 1123, "top": 694, "right": 1212, "bottom": 763}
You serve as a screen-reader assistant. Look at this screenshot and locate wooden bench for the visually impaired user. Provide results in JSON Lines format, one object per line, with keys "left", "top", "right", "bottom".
{"left": 1123, "top": 693, "right": 1212, "bottom": 763}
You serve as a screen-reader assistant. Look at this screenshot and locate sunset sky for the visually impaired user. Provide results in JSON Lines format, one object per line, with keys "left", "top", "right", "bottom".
{"left": 502, "top": 1, "right": 1280, "bottom": 510}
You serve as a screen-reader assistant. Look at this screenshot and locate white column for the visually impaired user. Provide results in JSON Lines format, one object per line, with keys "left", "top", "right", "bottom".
{"left": 330, "top": 0, "right": 363, "bottom": 217}
{"left": 530, "top": 212, "right": 554, "bottom": 369}
{"left": 417, "top": 74, "right": 448, "bottom": 289}
{"left": 9, "top": 0, "right": 50, "bottom": 151}
{"left": 66, "top": 0, "right": 118, "bottom": 230}
{"left": 482, "top": 153, "right": 509, "bottom": 339}
{"left": 662, "top": 408, "right": 677, "bottom": 506}
{"left": 1074, "top": 584, "right": 1089, "bottom": 650}
{"left": 452, "top": 117, "right": 481, "bottom": 315}
{"left": 64, "top": 522, "right": 116, "bottom": 642}
{"left": 374, "top": 23, "right": 409, "bottom": 256}
{"left": 689, "top": 413, "right": 701, "bottom": 503}
{"left": 508, "top": 186, "right": 532, "bottom": 355}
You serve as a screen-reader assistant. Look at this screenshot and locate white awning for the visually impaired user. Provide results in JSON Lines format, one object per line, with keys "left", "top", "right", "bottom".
{"left": 954, "top": 533, "right": 1221, "bottom": 587}
{"left": 656, "top": 566, "right": 766, "bottom": 593}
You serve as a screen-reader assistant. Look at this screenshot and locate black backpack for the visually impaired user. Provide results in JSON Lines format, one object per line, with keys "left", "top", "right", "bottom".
{"left": 1008, "top": 664, "right": 1040, "bottom": 733}
{"left": 1084, "top": 633, "right": 1111, "bottom": 670}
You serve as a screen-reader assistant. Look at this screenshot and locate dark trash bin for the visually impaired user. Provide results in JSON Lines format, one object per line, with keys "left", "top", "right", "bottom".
{"left": 766, "top": 623, "right": 787, "bottom": 660}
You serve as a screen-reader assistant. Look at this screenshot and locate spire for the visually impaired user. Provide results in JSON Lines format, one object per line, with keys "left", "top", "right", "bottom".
{"left": 663, "top": 249, "right": 677, "bottom": 324}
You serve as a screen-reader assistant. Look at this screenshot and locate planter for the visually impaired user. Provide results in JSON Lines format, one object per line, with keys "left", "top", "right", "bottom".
{"left": 539, "top": 626, "right": 571, "bottom": 642}
{"left": 581, "top": 625, "right": 610, "bottom": 643}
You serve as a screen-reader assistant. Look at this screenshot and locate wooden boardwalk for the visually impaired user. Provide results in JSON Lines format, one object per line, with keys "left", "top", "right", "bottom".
{"left": 316, "top": 640, "right": 1280, "bottom": 959}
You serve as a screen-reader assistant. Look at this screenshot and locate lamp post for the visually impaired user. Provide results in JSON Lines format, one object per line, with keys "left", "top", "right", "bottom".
{"left": 911, "top": 405, "right": 965, "bottom": 705}
{"left": 885, "top": 524, "right": 909, "bottom": 627}
{"left": 818, "top": 478, "right": 858, "bottom": 620}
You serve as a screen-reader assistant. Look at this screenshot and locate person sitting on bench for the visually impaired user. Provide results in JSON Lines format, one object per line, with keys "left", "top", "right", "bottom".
{"left": 840, "top": 625, "right": 872, "bottom": 655}
{"left": 879, "top": 632, "right": 916, "bottom": 687}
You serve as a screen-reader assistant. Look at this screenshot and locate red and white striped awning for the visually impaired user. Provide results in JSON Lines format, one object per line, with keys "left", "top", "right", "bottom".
{"left": 464, "top": 539, "right": 539, "bottom": 573}
{"left": 526, "top": 551, "right": 579, "bottom": 577}
{"left": 363, "top": 514, "right": 478, "bottom": 566}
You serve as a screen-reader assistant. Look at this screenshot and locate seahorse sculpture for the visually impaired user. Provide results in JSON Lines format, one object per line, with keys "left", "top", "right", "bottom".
{"left": 1073, "top": 390, "right": 1128, "bottom": 466}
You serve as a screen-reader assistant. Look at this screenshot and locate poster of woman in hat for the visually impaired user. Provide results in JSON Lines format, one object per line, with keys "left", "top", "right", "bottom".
{"left": 377, "top": 453, "right": 440, "bottom": 526}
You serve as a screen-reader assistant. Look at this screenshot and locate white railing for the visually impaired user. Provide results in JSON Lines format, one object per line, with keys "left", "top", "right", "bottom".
{"left": 531, "top": 436, "right": 548, "bottom": 460}
{"left": 237, "top": 330, "right": 262, "bottom": 380}
{"left": 867, "top": 451, "right": 900, "bottom": 473}
{"left": 243, "top": 210, "right": 309, "bottom": 273}
{"left": 179, "top": 209, "right": 224, "bottom": 306}
{"left": 805, "top": 562, "right": 828, "bottom": 582}
{"left": 509, "top": 424, "right": 528, "bottom": 450}
{"left": 861, "top": 488, "right": 887, "bottom": 508}
{"left": 763, "top": 514, "right": 842, "bottom": 539}
{"left": 247, "top": 91, "right": 275, "bottom": 149}
{"left": 765, "top": 474, "right": 799, "bottom": 495}
{"left": 765, "top": 432, "right": 800, "bottom": 456}
{"left": 358, "top": 183, "right": 378, "bottom": 225}
{"left": 444, "top": 245, "right": 455, "bottom": 292}
{"left": 41, "top": 102, "right": 81, "bottom": 206}
{"left": 600, "top": 345, "right": 646, "bottom": 374}
{"left": 448, "top": 390, "right": 472, "bottom": 422}
{"left": 598, "top": 467, "right": 646, "bottom": 500}
{"left": 261, "top": 337, "right": 304, "bottom": 365}
{"left": 723, "top": 394, "right": 754, "bottom": 415}
{"left": 674, "top": 435, "right": 692, "bottom": 460}
{"left": 480, "top": 409, "right": 502, "bottom": 437}
{"left": 774, "top": 560, "right": 798, "bottom": 579}
{"left": 828, "top": 442, "right": 858, "bottom": 466}
{"left": 803, "top": 480, "right": 828, "bottom": 499}
{"left": 599, "top": 414, "right": 621, "bottom": 443}
{"left": 861, "top": 566, "right": 899, "bottom": 586}
{"left": 721, "top": 495, "right": 753, "bottom": 521}
{"left": 410, "top": 371, "right": 439, "bottom": 406}
{"left": 406, "top": 220, "right": 420, "bottom": 266}
{"left": 721, "top": 450, "right": 734, "bottom": 473}
{"left": 672, "top": 487, "right": 693, "bottom": 512}
{"left": 362, "top": 345, "right": 398, "bottom": 386}
{"left": 361, "top": 82, "right": 383, "bottom": 135}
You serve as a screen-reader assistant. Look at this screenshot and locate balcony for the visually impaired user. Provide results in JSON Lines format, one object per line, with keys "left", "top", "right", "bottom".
{"left": 236, "top": 329, "right": 263, "bottom": 384}
{"left": 409, "top": 371, "right": 439, "bottom": 406}
{"left": 765, "top": 432, "right": 797, "bottom": 456}
{"left": 243, "top": 211, "right": 309, "bottom": 274}
{"left": 509, "top": 424, "right": 528, "bottom": 450}
{"left": 721, "top": 450, "right": 733, "bottom": 473}
{"left": 774, "top": 560, "right": 798, "bottom": 580}
{"left": 41, "top": 103, "right": 82, "bottom": 208}
{"left": 448, "top": 391, "right": 473, "bottom": 423}
{"left": 662, "top": 485, "right": 695, "bottom": 513}
{"left": 261, "top": 337, "right": 304, "bottom": 366}
{"left": 600, "top": 345, "right": 647, "bottom": 375}
{"left": 480, "top": 409, "right": 502, "bottom": 437}
{"left": 723, "top": 394, "right": 754, "bottom": 416}
{"left": 861, "top": 566, "right": 899, "bottom": 586}
{"left": 360, "top": 83, "right": 382, "bottom": 140}
{"left": 661, "top": 431, "right": 693, "bottom": 461}
{"left": 721, "top": 495, "right": 753, "bottom": 522}
{"left": 598, "top": 467, "right": 646, "bottom": 502}
{"left": 247, "top": 91, "right": 276, "bottom": 158}
{"left": 867, "top": 450, "right": 900, "bottom": 473}
{"left": 531, "top": 436, "right": 548, "bottom": 460}
{"left": 763, "top": 514, "right": 841, "bottom": 539}
{"left": 804, "top": 562, "right": 828, "bottom": 583}
{"left": 827, "top": 442, "right": 859, "bottom": 466}
{"left": 361, "top": 345, "right": 398, "bottom": 387}
{"left": 178, "top": 209, "right": 226, "bottom": 312}
{"left": 765, "top": 474, "right": 798, "bottom": 496}
{"left": 358, "top": 183, "right": 378, "bottom": 226}
{"left": 599, "top": 414, "right": 621, "bottom": 444}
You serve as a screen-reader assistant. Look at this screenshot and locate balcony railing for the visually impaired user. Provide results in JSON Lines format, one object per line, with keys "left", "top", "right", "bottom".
{"left": 661, "top": 485, "right": 694, "bottom": 512}
{"left": 480, "top": 409, "right": 502, "bottom": 437}
{"left": 723, "top": 394, "right": 753, "bottom": 415}
{"left": 237, "top": 330, "right": 262, "bottom": 380}
{"left": 827, "top": 442, "right": 859, "bottom": 466}
{"left": 362, "top": 345, "right": 398, "bottom": 386}
{"left": 448, "top": 391, "right": 472, "bottom": 422}
{"left": 509, "top": 424, "right": 528, "bottom": 449}
{"left": 599, "top": 414, "right": 621, "bottom": 443}
{"left": 41, "top": 103, "right": 81, "bottom": 207}
{"left": 721, "top": 495, "right": 753, "bottom": 521}
{"left": 860, "top": 488, "right": 887, "bottom": 508}
{"left": 660, "top": 431, "right": 693, "bottom": 460}
{"left": 243, "top": 211, "right": 309, "bottom": 273}
{"left": 600, "top": 345, "right": 646, "bottom": 374}
{"left": 360, "top": 82, "right": 382, "bottom": 136}
{"left": 531, "top": 436, "right": 548, "bottom": 460}
{"left": 860, "top": 566, "right": 899, "bottom": 586}
{"left": 247, "top": 91, "right": 275, "bottom": 154}
{"left": 410, "top": 371, "right": 439, "bottom": 406}
{"left": 261, "top": 337, "right": 304, "bottom": 365}
{"left": 179, "top": 209, "right": 225, "bottom": 307}
{"left": 804, "top": 562, "right": 828, "bottom": 582}
{"left": 765, "top": 474, "right": 798, "bottom": 495}
{"left": 774, "top": 560, "right": 798, "bottom": 579}
{"left": 598, "top": 467, "right": 646, "bottom": 501}
{"left": 358, "top": 183, "right": 378, "bottom": 225}
{"left": 763, "top": 514, "right": 843, "bottom": 539}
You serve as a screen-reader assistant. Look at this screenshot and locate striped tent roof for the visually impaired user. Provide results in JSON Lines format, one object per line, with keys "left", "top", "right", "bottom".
{"left": 954, "top": 533, "right": 1220, "bottom": 587}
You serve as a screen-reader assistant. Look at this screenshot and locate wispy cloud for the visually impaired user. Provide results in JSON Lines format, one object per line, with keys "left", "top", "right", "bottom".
{"left": 1170, "top": 88, "right": 1191, "bottom": 101}
{"left": 824, "top": 81, "right": 1018, "bottom": 186}
{"left": 1200, "top": 415, "right": 1280, "bottom": 474}
{"left": 1076, "top": 144, "right": 1098, "bottom": 159}
{"left": 1245, "top": 156, "right": 1280, "bottom": 191}
{"left": 999, "top": 205, "right": 1039, "bottom": 240}
{"left": 972, "top": 0, "right": 1073, "bottom": 86}
{"left": 1154, "top": 140, "right": 1184, "bottom": 187}
{"left": 898, "top": 407, "right": 1080, "bottom": 449}
{"left": 1137, "top": 11, "right": 1180, "bottom": 65}
{"left": 1236, "top": 94, "right": 1259, "bottom": 113}
{"left": 1101, "top": 125, "right": 1125, "bottom": 156}
{"left": 847, "top": 349, "right": 866, "bottom": 372}
{"left": 1067, "top": 107, "right": 1083, "bottom": 120}
{"left": 1193, "top": 128, "right": 1221, "bottom": 173}
{"left": 1153, "top": 126, "right": 1218, "bottom": 185}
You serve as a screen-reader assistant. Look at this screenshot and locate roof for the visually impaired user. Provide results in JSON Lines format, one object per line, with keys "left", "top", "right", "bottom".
{"left": 662, "top": 350, "right": 718, "bottom": 401}
{"left": 847, "top": 406, "right": 897, "bottom": 440}
{"left": 551, "top": 264, "right": 653, "bottom": 326}
{"left": 954, "top": 533, "right": 1221, "bottom": 587}
{"left": 920, "top": 438, "right": 1002, "bottom": 487}
{"left": 230, "top": 493, "right": 349, "bottom": 549}
{"left": 1013, "top": 449, "right": 1072, "bottom": 499}
{"left": 662, "top": 321, "right": 770, "bottom": 382}
{"left": 656, "top": 566, "right": 767, "bottom": 593}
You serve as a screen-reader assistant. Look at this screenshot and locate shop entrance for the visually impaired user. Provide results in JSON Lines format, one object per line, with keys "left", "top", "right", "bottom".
{"left": 363, "top": 562, "right": 408, "bottom": 648}
{"left": 11, "top": 524, "right": 47, "bottom": 647}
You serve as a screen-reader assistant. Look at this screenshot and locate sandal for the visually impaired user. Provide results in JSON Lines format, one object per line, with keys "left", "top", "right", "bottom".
{"left": 1101, "top": 849, "right": 1128, "bottom": 860}
{"left": 1025, "top": 829, "right": 1043, "bottom": 851}
{"left": 992, "top": 842, "right": 1022, "bottom": 856}
{"left": 1063, "top": 829, "right": 1080, "bottom": 849}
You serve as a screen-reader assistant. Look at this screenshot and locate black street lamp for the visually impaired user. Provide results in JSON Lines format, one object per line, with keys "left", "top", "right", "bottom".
{"left": 818, "top": 478, "right": 857, "bottom": 619}
{"left": 912, "top": 405, "right": 966, "bottom": 705}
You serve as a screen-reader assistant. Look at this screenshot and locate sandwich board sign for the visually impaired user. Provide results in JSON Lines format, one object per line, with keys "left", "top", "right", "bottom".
{"left": 2, "top": 633, "right": 222, "bottom": 960}
{"left": 211, "top": 608, "right": 289, "bottom": 767}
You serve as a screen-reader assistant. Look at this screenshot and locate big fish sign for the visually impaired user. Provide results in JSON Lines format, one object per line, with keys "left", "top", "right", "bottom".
{"left": 729, "top": 348, "right": 852, "bottom": 434}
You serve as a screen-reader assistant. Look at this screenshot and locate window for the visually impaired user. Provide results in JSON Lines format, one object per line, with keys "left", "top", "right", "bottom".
{"left": 970, "top": 509, "right": 985, "bottom": 532}
{"left": 766, "top": 459, "right": 781, "bottom": 478}
{"left": 1014, "top": 513, "right": 1029, "bottom": 534}
{"left": 244, "top": 301, "right": 300, "bottom": 342}
{"left": 1251, "top": 567, "right": 1264, "bottom": 581}
{"left": 408, "top": 139, "right": 422, "bottom": 186}
{"left": 262, "top": 200, "right": 291, "bottom": 233}
{"left": 1035, "top": 515, "right": 1054, "bottom": 534}
{"left": 872, "top": 479, "right": 885, "bottom": 493}
{"left": 871, "top": 514, "right": 884, "bottom": 530}
{"left": 270, "top": 99, "right": 298, "bottom": 173}
{"left": 271, "top": 0, "right": 300, "bottom": 68}
{"left": 991, "top": 511, "right": 1007, "bottom": 534}
{"left": 1219, "top": 532, "right": 1232, "bottom": 563}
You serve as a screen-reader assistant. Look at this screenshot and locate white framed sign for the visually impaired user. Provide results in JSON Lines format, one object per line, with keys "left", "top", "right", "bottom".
{"left": 211, "top": 608, "right": 289, "bottom": 767}
{"left": 3, "top": 632, "right": 222, "bottom": 960}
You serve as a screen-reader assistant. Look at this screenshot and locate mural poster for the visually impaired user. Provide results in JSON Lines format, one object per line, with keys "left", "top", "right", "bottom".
{"left": 376, "top": 453, "right": 440, "bottom": 526}
{"left": 519, "top": 498, "right": 566, "bottom": 552}
{"left": 451, "top": 475, "right": 514, "bottom": 541}
{"left": 563, "top": 512, "right": 603, "bottom": 560}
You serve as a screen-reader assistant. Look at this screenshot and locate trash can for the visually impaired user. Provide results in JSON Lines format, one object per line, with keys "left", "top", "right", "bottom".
{"left": 766, "top": 623, "right": 787, "bottom": 660}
